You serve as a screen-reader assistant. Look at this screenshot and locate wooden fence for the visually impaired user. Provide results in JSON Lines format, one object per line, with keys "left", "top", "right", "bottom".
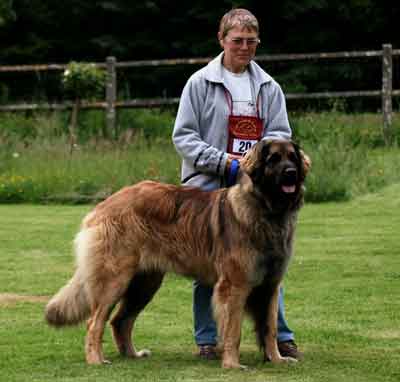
{"left": 0, "top": 43, "right": 399, "bottom": 143}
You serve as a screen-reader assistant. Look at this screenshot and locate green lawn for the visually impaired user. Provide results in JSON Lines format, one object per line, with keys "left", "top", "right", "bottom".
{"left": 0, "top": 184, "right": 399, "bottom": 381}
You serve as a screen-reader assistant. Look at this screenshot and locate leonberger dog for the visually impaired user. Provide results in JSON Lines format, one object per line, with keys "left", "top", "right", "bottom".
{"left": 45, "top": 139, "right": 309, "bottom": 369}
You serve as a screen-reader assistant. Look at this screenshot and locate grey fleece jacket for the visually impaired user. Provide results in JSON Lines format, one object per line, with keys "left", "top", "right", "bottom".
{"left": 172, "top": 52, "right": 292, "bottom": 190}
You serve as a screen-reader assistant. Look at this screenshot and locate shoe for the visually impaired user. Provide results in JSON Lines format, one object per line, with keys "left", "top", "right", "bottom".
{"left": 197, "top": 344, "right": 219, "bottom": 360}
{"left": 278, "top": 340, "right": 304, "bottom": 360}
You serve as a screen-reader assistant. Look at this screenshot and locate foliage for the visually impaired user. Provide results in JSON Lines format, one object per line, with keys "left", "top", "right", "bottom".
{"left": 9, "top": 112, "right": 67, "bottom": 140}
{"left": 0, "top": 0, "right": 15, "bottom": 26}
{"left": 290, "top": 111, "right": 400, "bottom": 201}
{"left": 62, "top": 62, "right": 106, "bottom": 100}
{"left": 0, "top": 110, "right": 399, "bottom": 204}
{"left": 0, "top": 174, "right": 36, "bottom": 202}
{"left": 0, "top": 185, "right": 399, "bottom": 380}
{"left": 118, "top": 108, "right": 175, "bottom": 140}
{"left": 2, "top": 1, "right": 398, "bottom": 61}
{"left": 0, "top": 135, "right": 181, "bottom": 204}
{"left": 0, "top": 2, "right": 399, "bottom": 106}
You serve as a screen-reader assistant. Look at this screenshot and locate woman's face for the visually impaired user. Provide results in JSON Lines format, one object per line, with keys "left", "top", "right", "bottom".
{"left": 219, "top": 26, "right": 259, "bottom": 73}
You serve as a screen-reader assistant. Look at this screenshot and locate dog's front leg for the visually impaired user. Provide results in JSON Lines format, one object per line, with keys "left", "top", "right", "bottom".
{"left": 264, "top": 285, "right": 297, "bottom": 364}
{"left": 213, "top": 278, "right": 250, "bottom": 369}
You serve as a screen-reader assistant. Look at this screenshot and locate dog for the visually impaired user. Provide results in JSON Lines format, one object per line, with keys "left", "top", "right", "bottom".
{"left": 45, "top": 139, "right": 310, "bottom": 369}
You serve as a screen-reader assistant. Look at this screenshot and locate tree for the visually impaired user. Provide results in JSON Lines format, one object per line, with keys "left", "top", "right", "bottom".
{"left": 0, "top": 0, "right": 15, "bottom": 26}
{"left": 0, "top": 0, "right": 399, "bottom": 109}
{"left": 62, "top": 62, "right": 106, "bottom": 147}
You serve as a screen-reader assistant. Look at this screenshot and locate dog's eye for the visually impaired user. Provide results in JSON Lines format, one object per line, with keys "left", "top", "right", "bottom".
{"left": 267, "top": 153, "right": 281, "bottom": 165}
{"left": 288, "top": 152, "right": 298, "bottom": 162}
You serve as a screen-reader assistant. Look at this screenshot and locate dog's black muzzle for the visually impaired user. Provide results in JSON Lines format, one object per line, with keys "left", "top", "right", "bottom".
{"left": 279, "top": 166, "right": 298, "bottom": 194}
{"left": 282, "top": 167, "right": 297, "bottom": 186}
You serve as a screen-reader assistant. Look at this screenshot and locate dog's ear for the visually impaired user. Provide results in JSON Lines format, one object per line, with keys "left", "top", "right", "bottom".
{"left": 241, "top": 140, "right": 270, "bottom": 179}
{"left": 300, "top": 150, "right": 311, "bottom": 175}
{"left": 292, "top": 142, "right": 311, "bottom": 180}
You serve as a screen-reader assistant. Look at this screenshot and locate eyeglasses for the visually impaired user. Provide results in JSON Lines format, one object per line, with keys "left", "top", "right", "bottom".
{"left": 227, "top": 37, "right": 260, "bottom": 47}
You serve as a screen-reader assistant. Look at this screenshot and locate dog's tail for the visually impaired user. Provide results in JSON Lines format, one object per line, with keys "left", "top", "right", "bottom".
{"left": 45, "top": 270, "right": 90, "bottom": 327}
{"left": 45, "top": 227, "right": 96, "bottom": 327}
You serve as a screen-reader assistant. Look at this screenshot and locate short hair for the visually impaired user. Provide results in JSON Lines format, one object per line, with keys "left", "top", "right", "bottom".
{"left": 218, "top": 8, "right": 259, "bottom": 38}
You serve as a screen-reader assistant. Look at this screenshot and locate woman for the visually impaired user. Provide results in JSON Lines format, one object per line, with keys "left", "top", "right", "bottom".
{"left": 172, "top": 8, "right": 302, "bottom": 361}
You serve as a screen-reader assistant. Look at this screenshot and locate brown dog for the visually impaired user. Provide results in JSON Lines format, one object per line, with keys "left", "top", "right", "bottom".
{"left": 45, "top": 139, "right": 309, "bottom": 369}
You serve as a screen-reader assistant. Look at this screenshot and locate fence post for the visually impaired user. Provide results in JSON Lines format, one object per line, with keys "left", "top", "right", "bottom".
{"left": 382, "top": 44, "right": 393, "bottom": 145}
{"left": 106, "top": 56, "right": 117, "bottom": 138}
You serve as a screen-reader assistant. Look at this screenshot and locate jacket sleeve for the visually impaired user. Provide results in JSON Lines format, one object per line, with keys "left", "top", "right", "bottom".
{"left": 172, "top": 75, "right": 228, "bottom": 177}
{"left": 263, "top": 81, "right": 292, "bottom": 140}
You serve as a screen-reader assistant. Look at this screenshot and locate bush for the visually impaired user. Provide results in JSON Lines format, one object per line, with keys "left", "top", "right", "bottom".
{"left": 118, "top": 108, "right": 175, "bottom": 140}
{"left": 291, "top": 111, "right": 389, "bottom": 148}
{"left": 291, "top": 111, "right": 400, "bottom": 202}
{"left": 0, "top": 135, "right": 181, "bottom": 204}
{"left": 62, "top": 62, "right": 106, "bottom": 100}
{"left": 0, "top": 110, "right": 399, "bottom": 204}
{"left": 302, "top": 137, "right": 362, "bottom": 202}
{"left": 0, "top": 174, "right": 37, "bottom": 202}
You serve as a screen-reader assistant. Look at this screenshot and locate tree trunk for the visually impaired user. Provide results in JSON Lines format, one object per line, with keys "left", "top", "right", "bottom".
{"left": 69, "top": 98, "right": 80, "bottom": 154}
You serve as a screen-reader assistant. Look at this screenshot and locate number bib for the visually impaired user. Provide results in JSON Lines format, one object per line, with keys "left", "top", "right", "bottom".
{"left": 227, "top": 115, "right": 264, "bottom": 155}
{"left": 224, "top": 88, "right": 264, "bottom": 156}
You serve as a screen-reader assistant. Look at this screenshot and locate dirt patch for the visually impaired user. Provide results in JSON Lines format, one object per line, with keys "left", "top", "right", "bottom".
{"left": 0, "top": 293, "right": 49, "bottom": 305}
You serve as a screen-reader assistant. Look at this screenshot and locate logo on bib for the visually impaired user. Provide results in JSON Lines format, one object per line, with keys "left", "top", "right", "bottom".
{"left": 232, "top": 118, "right": 258, "bottom": 137}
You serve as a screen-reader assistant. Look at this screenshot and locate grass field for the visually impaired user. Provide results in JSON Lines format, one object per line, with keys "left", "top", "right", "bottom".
{"left": 0, "top": 184, "right": 399, "bottom": 381}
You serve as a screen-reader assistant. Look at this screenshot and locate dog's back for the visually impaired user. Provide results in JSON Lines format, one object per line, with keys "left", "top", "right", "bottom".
{"left": 45, "top": 181, "right": 224, "bottom": 328}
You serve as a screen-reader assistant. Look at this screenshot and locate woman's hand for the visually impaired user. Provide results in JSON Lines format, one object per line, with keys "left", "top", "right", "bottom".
{"left": 225, "top": 154, "right": 243, "bottom": 174}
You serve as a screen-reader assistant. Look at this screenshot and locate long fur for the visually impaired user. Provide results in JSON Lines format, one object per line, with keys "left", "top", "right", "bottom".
{"left": 45, "top": 228, "right": 100, "bottom": 326}
{"left": 45, "top": 139, "right": 309, "bottom": 368}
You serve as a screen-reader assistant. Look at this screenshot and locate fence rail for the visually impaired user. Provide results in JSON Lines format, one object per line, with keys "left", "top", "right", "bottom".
{"left": 0, "top": 44, "right": 399, "bottom": 143}
{"left": 1, "top": 48, "right": 400, "bottom": 72}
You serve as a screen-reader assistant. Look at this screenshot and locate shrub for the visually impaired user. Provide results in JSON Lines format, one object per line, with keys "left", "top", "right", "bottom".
{"left": 0, "top": 174, "right": 37, "bottom": 202}
{"left": 0, "top": 110, "right": 399, "bottom": 204}
{"left": 62, "top": 62, "right": 106, "bottom": 100}
{"left": 118, "top": 109, "right": 175, "bottom": 140}
{"left": 303, "top": 138, "right": 359, "bottom": 202}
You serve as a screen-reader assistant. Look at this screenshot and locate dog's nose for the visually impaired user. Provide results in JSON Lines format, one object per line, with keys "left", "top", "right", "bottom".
{"left": 285, "top": 168, "right": 297, "bottom": 176}
{"left": 282, "top": 168, "right": 297, "bottom": 184}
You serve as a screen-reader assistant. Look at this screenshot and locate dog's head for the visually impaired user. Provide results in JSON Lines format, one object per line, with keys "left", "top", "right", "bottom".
{"left": 241, "top": 140, "right": 310, "bottom": 208}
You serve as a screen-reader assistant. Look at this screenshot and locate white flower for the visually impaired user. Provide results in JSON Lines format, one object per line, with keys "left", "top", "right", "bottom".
{"left": 64, "top": 69, "right": 70, "bottom": 77}
{"left": 12, "top": 152, "right": 20, "bottom": 158}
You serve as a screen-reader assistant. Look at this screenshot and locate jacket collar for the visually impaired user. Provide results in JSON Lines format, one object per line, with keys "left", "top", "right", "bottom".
{"left": 204, "top": 52, "right": 272, "bottom": 87}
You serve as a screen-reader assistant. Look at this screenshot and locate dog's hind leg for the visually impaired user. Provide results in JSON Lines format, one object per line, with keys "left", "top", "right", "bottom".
{"left": 85, "top": 265, "right": 138, "bottom": 364}
{"left": 111, "top": 270, "right": 164, "bottom": 359}
{"left": 86, "top": 304, "right": 112, "bottom": 364}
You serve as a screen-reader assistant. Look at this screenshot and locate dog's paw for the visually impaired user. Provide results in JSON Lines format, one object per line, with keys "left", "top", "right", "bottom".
{"left": 222, "top": 361, "right": 248, "bottom": 370}
{"left": 135, "top": 349, "right": 151, "bottom": 358}
{"left": 267, "top": 355, "right": 298, "bottom": 365}
{"left": 279, "top": 356, "right": 298, "bottom": 364}
{"left": 86, "top": 354, "right": 111, "bottom": 365}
